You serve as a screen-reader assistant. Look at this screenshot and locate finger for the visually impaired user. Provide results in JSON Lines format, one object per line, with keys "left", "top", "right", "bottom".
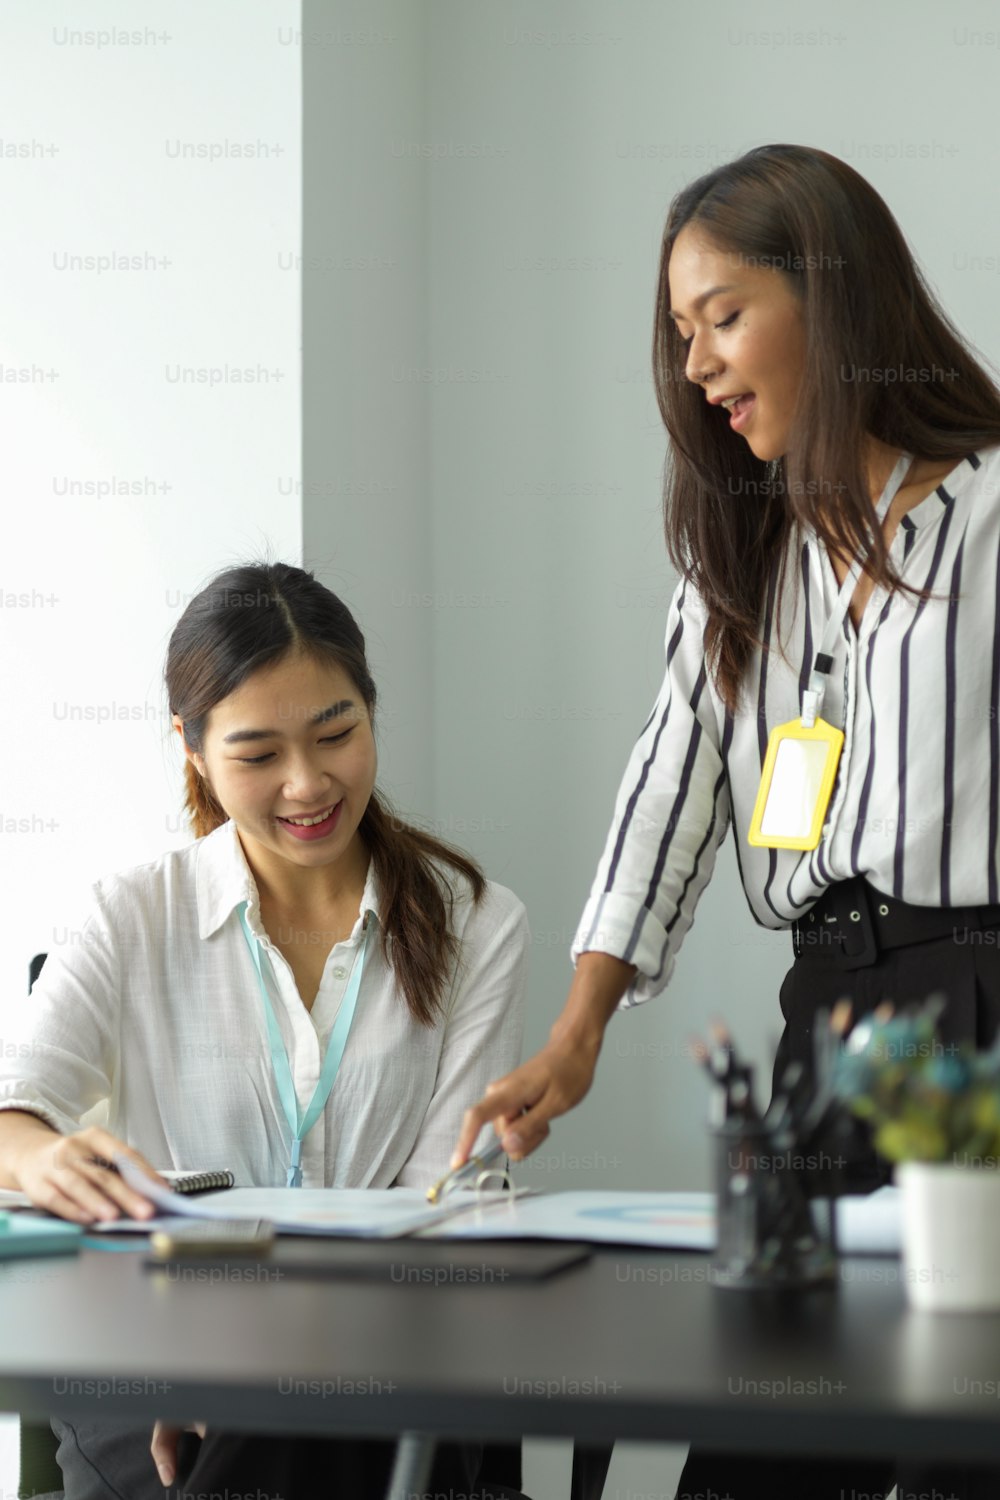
{"left": 451, "top": 1074, "right": 544, "bottom": 1166}
{"left": 150, "top": 1420, "right": 179, "bottom": 1486}
{"left": 487, "top": 1104, "right": 531, "bottom": 1159}
{"left": 65, "top": 1156, "right": 153, "bottom": 1221}
{"left": 48, "top": 1160, "right": 128, "bottom": 1223}
{"left": 450, "top": 1087, "right": 522, "bottom": 1165}
{"left": 83, "top": 1126, "right": 171, "bottom": 1186}
{"left": 74, "top": 1134, "right": 161, "bottom": 1218}
{"left": 453, "top": 1106, "right": 530, "bottom": 1165}
{"left": 493, "top": 1104, "right": 551, "bottom": 1160}
{"left": 450, "top": 1105, "right": 490, "bottom": 1168}
{"left": 31, "top": 1181, "right": 109, "bottom": 1226}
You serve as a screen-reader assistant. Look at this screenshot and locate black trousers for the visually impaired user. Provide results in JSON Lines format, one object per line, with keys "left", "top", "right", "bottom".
{"left": 51, "top": 1416, "right": 491, "bottom": 1499}
{"left": 676, "top": 900, "right": 1000, "bottom": 1500}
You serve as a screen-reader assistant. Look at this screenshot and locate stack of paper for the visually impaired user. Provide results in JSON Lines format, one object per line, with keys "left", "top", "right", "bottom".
{"left": 91, "top": 1161, "right": 902, "bottom": 1254}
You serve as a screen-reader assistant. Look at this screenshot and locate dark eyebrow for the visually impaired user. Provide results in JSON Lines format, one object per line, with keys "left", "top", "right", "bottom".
{"left": 667, "top": 284, "right": 739, "bottom": 322}
{"left": 222, "top": 700, "right": 356, "bottom": 744}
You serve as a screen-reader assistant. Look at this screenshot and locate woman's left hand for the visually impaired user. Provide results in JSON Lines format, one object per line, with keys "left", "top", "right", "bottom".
{"left": 150, "top": 1418, "right": 207, "bottom": 1486}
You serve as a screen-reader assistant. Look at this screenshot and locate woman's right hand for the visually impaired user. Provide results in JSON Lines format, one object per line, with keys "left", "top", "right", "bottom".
{"left": 13, "top": 1124, "right": 168, "bottom": 1223}
{"left": 450, "top": 951, "right": 636, "bottom": 1168}
{"left": 451, "top": 1033, "right": 602, "bottom": 1166}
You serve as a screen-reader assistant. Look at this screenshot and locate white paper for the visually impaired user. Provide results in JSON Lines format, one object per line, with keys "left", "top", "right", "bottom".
{"left": 416, "top": 1191, "right": 718, "bottom": 1249}
{"left": 94, "top": 1157, "right": 507, "bottom": 1238}
{"left": 77, "top": 1159, "right": 906, "bottom": 1254}
{"left": 419, "top": 1187, "right": 902, "bottom": 1254}
{"left": 0, "top": 1189, "right": 32, "bottom": 1209}
{"left": 833, "top": 1185, "right": 901, "bottom": 1254}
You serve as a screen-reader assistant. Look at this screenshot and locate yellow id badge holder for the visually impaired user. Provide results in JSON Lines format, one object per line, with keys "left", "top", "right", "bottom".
{"left": 747, "top": 716, "right": 844, "bottom": 851}
{"left": 745, "top": 449, "right": 912, "bottom": 854}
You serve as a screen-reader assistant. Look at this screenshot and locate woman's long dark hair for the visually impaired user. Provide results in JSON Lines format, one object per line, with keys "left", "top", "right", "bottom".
{"left": 654, "top": 143, "right": 1000, "bottom": 713}
{"left": 165, "top": 561, "right": 485, "bottom": 1026}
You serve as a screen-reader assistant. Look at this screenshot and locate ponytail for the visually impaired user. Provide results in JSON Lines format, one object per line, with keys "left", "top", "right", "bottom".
{"left": 360, "top": 789, "right": 486, "bottom": 1027}
{"left": 183, "top": 758, "right": 228, "bottom": 840}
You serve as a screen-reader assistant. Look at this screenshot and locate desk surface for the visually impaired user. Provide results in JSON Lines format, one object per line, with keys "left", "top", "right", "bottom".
{"left": 1, "top": 1242, "right": 999, "bottom": 1462}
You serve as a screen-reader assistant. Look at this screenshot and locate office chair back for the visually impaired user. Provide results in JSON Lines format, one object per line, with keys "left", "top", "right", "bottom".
{"left": 18, "top": 953, "right": 65, "bottom": 1499}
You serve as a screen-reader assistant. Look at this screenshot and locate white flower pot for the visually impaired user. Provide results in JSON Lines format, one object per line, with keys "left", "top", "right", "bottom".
{"left": 896, "top": 1162, "right": 1000, "bottom": 1310}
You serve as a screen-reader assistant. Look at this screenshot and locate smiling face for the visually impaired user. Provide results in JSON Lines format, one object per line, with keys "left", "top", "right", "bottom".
{"left": 173, "top": 649, "right": 377, "bottom": 900}
{"left": 668, "top": 224, "right": 808, "bottom": 462}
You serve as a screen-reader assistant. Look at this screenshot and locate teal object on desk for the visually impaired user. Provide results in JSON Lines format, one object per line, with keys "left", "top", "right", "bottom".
{"left": 0, "top": 1210, "right": 83, "bottom": 1259}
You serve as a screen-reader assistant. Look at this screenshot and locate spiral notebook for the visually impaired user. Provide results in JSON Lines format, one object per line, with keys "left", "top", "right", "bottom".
{"left": 160, "top": 1169, "right": 234, "bottom": 1196}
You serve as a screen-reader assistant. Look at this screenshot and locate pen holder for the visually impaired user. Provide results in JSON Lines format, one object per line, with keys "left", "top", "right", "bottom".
{"left": 710, "top": 1120, "right": 838, "bottom": 1290}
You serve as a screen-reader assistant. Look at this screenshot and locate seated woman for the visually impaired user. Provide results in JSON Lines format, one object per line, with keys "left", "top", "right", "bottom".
{"left": 0, "top": 560, "right": 528, "bottom": 1500}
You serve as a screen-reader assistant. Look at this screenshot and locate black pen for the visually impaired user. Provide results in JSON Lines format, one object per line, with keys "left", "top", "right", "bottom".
{"left": 762, "top": 1060, "right": 807, "bottom": 1136}
{"left": 707, "top": 1019, "right": 735, "bottom": 1086}
{"left": 692, "top": 1037, "right": 760, "bottom": 1124}
{"left": 691, "top": 1039, "right": 728, "bottom": 1126}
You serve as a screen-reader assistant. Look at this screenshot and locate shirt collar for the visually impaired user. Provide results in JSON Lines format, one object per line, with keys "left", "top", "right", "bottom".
{"left": 896, "top": 449, "right": 982, "bottom": 532}
{"left": 195, "top": 817, "right": 380, "bottom": 942}
{"left": 802, "top": 449, "right": 985, "bottom": 545}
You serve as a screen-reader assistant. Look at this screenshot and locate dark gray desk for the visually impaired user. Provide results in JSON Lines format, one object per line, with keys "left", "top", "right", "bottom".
{"left": 1, "top": 1242, "right": 999, "bottom": 1464}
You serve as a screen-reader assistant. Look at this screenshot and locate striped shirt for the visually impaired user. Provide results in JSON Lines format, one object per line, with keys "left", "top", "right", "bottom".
{"left": 572, "top": 445, "right": 1000, "bottom": 1006}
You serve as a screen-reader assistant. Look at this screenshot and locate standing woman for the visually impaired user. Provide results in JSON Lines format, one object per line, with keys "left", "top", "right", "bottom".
{"left": 0, "top": 561, "right": 528, "bottom": 1499}
{"left": 452, "top": 143, "right": 1000, "bottom": 1498}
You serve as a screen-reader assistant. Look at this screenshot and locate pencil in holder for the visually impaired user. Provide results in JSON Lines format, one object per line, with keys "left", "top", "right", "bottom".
{"left": 710, "top": 1119, "right": 838, "bottom": 1290}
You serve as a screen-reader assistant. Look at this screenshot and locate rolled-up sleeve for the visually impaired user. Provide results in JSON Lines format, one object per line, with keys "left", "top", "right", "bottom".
{"left": 571, "top": 577, "right": 731, "bottom": 1007}
{"left": 392, "top": 882, "right": 528, "bottom": 1189}
{"left": 0, "top": 889, "right": 119, "bottom": 1136}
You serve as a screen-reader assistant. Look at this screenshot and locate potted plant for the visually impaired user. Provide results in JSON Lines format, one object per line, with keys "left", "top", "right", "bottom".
{"left": 832, "top": 995, "right": 1000, "bottom": 1311}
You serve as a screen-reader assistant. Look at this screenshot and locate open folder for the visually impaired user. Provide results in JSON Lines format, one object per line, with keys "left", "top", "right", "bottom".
{"left": 92, "top": 1158, "right": 498, "bottom": 1238}
{"left": 88, "top": 1157, "right": 903, "bottom": 1254}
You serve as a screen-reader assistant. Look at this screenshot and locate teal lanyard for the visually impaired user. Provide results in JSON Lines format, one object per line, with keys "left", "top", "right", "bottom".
{"left": 238, "top": 899, "right": 371, "bottom": 1187}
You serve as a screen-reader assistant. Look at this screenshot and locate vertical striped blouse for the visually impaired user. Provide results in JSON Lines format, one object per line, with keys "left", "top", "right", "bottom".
{"left": 572, "top": 445, "right": 1000, "bottom": 1006}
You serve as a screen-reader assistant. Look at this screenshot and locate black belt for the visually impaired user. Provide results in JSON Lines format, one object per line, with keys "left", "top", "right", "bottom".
{"left": 791, "top": 875, "right": 1000, "bottom": 970}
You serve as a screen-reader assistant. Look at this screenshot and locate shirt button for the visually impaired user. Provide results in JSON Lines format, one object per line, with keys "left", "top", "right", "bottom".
{"left": 333, "top": 965, "right": 347, "bottom": 980}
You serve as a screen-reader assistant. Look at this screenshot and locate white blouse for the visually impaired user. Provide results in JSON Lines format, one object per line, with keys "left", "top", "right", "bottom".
{"left": 0, "top": 818, "right": 528, "bottom": 1190}
{"left": 573, "top": 445, "right": 1000, "bottom": 1006}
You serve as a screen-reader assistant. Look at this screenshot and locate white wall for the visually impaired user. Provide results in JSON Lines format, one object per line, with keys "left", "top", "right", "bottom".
{"left": 0, "top": 0, "right": 301, "bottom": 989}
{"left": 301, "top": 0, "right": 434, "bottom": 812}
